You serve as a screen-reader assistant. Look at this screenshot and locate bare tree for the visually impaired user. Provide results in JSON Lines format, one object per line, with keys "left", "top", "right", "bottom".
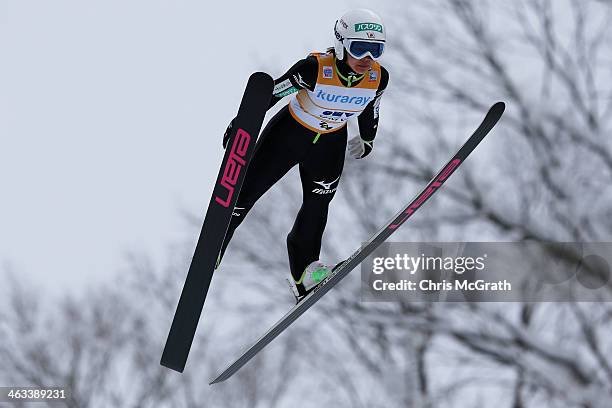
{"left": 0, "top": 249, "right": 303, "bottom": 408}
{"left": 3, "top": 1, "right": 612, "bottom": 407}
{"left": 220, "top": 0, "right": 612, "bottom": 407}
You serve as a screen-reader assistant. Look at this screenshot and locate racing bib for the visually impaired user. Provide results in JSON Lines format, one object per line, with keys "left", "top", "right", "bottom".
{"left": 288, "top": 52, "right": 381, "bottom": 133}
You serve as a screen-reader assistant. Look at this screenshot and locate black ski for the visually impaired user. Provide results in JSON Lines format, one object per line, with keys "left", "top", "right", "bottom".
{"left": 209, "top": 102, "right": 505, "bottom": 384}
{"left": 161, "top": 72, "right": 274, "bottom": 372}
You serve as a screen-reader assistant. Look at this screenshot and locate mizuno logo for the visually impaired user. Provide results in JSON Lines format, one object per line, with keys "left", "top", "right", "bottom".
{"left": 293, "top": 73, "right": 310, "bottom": 89}
{"left": 312, "top": 176, "right": 340, "bottom": 194}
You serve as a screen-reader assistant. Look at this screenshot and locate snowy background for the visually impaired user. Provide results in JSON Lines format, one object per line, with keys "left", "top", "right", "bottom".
{"left": 2, "top": 1, "right": 612, "bottom": 407}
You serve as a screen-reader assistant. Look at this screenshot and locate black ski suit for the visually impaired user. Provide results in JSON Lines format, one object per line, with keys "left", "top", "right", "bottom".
{"left": 219, "top": 52, "right": 389, "bottom": 291}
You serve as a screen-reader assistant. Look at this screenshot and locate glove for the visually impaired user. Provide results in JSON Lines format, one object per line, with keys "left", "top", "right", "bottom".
{"left": 348, "top": 135, "right": 374, "bottom": 159}
{"left": 222, "top": 118, "right": 235, "bottom": 149}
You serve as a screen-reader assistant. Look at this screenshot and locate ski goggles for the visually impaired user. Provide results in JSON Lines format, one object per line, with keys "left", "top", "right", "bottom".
{"left": 345, "top": 39, "right": 385, "bottom": 60}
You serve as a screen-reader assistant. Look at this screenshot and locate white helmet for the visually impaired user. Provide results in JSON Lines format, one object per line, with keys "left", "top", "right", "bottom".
{"left": 334, "top": 9, "right": 386, "bottom": 61}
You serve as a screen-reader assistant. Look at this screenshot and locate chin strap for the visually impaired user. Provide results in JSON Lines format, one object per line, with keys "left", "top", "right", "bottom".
{"left": 334, "top": 59, "right": 364, "bottom": 87}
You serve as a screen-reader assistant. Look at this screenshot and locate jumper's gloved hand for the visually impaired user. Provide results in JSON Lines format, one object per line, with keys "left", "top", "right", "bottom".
{"left": 222, "top": 118, "right": 235, "bottom": 149}
{"left": 348, "top": 135, "right": 374, "bottom": 159}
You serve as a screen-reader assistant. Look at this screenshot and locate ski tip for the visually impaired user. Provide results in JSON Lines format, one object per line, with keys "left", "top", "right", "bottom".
{"left": 491, "top": 101, "right": 506, "bottom": 114}
{"left": 209, "top": 374, "right": 226, "bottom": 385}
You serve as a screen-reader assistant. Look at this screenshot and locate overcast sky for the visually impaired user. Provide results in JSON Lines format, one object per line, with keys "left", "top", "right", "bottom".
{"left": 1, "top": 0, "right": 395, "bottom": 293}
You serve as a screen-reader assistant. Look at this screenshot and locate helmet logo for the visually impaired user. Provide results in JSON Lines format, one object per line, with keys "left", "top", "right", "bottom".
{"left": 339, "top": 19, "right": 348, "bottom": 29}
{"left": 366, "top": 32, "right": 376, "bottom": 39}
{"left": 334, "top": 28, "right": 343, "bottom": 41}
{"left": 354, "top": 22, "right": 383, "bottom": 33}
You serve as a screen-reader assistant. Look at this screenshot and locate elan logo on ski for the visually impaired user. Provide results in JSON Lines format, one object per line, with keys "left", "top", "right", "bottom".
{"left": 388, "top": 158, "right": 461, "bottom": 229}
{"left": 161, "top": 72, "right": 274, "bottom": 374}
{"left": 215, "top": 128, "right": 251, "bottom": 208}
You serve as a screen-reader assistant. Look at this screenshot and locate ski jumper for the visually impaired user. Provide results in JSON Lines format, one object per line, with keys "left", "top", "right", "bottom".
{"left": 219, "top": 52, "right": 389, "bottom": 290}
